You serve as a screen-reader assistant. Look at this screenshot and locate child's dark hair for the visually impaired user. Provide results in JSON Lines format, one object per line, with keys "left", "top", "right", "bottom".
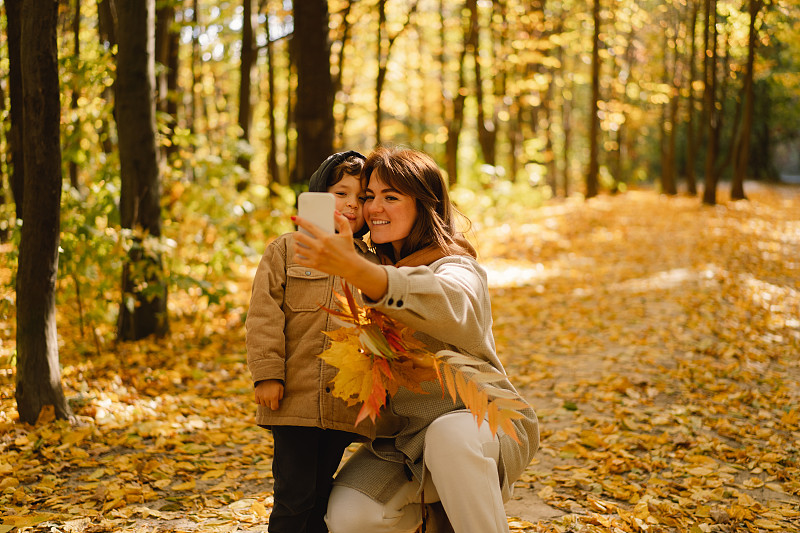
{"left": 329, "top": 155, "right": 365, "bottom": 188}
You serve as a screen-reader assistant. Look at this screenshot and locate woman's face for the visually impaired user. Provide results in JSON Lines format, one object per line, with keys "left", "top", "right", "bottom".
{"left": 364, "top": 173, "right": 417, "bottom": 256}
{"left": 328, "top": 174, "right": 366, "bottom": 234}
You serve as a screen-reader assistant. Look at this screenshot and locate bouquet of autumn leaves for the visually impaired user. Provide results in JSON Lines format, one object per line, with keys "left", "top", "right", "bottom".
{"left": 319, "top": 283, "right": 527, "bottom": 443}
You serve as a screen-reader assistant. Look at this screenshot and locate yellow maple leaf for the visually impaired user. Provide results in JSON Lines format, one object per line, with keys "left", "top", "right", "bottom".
{"left": 319, "top": 334, "right": 374, "bottom": 406}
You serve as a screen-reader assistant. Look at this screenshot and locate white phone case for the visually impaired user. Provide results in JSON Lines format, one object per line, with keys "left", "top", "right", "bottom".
{"left": 297, "top": 192, "right": 336, "bottom": 236}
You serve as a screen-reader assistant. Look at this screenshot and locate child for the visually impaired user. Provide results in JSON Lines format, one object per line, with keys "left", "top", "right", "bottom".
{"left": 245, "top": 151, "right": 375, "bottom": 533}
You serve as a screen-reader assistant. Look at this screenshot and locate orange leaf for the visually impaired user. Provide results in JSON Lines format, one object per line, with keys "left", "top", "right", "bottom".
{"left": 442, "top": 364, "right": 458, "bottom": 403}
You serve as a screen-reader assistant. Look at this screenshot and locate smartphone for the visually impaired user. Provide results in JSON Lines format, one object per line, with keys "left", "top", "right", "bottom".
{"left": 297, "top": 192, "right": 336, "bottom": 236}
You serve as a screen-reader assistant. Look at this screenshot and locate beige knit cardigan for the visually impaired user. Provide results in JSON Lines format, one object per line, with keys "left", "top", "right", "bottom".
{"left": 333, "top": 247, "right": 540, "bottom": 505}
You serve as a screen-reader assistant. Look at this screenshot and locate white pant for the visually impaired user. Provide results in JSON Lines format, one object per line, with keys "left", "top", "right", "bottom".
{"left": 325, "top": 412, "right": 509, "bottom": 533}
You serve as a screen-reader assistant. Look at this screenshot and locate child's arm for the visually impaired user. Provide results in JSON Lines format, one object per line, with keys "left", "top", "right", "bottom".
{"left": 254, "top": 379, "right": 284, "bottom": 410}
{"left": 246, "top": 239, "right": 290, "bottom": 384}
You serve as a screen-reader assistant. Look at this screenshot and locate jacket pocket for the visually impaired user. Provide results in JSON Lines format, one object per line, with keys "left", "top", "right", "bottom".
{"left": 285, "top": 266, "right": 330, "bottom": 312}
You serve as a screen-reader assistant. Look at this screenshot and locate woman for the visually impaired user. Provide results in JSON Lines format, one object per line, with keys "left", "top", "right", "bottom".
{"left": 293, "top": 147, "right": 539, "bottom": 533}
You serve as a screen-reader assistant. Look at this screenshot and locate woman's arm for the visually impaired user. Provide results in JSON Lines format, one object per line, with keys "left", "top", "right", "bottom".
{"left": 372, "top": 258, "right": 492, "bottom": 352}
{"left": 293, "top": 212, "right": 389, "bottom": 301}
{"left": 294, "top": 214, "right": 491, "bottom": 351}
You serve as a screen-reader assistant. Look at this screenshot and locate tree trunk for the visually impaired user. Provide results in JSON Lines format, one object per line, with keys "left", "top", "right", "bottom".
{"left": 659, "top": 29, "right": 671, "bottom": 194}
{"left": 411, "top": 23, "right": 425, "bottom": 150}
{"left": 438, "top": 0, "right": 446, "bottom": 162}
{"left": 471, "top": 0, "right": 496, "bottom": 167}
{"left": 444, "top": 3, "right": 473, "bottom": 186}
{"left": 508, "top": 97, "right": 521, "bottom": 184}
{"left": 0, "top": 81, "right": 7, "bottom": 241}
{"left": 332, "top": 1, "right": 354, "bottom": 149}
{"left": 554, "top": 9, "right": 571, "bottom": 196}
{"left": 265, "top": 7, "right": 282, "bottom": 186}
{"left": 751, "top": 82, "right": 777, "bottom": 181}
{"left": 5, "top": 0, "right": 24, "bottom": 219}
{"left": 712, "top": 31, "right": 739, "bottom": 179}
{"left": 613, "top": 22, "right": 635, "bottom": 188}
{"left": 189, "top": 0, "right": 200, "bottom": 139}
{"left": 586, "top": 0, "right": 601, "bottom": 199}
{"left": 16, "top": 0, "right": 73, "bottom": 425}
{"left": 69, "top": 0, "right": 81, "bottom": 191}
{"left": 543, "top": 79, "right": 556, "bottom": 191}
{"left": 155, "top": 6, "right": 170, "bottom": 106}
{"left": 98, "top": 0, "right": 117, "bottom": 47}
{"left": 495, "top": 0, "right": 518, "bottom": 183}
{"left": 666, "top": 86, "right": 680, "bottom": 195}
{"left": 286, "top": 41, "right": 295, "bottom": 185}
{"left": 292, "top": 0, "right": 334, "bottom": 186}
{"left": 702, "top": 0, "right": 719, "bottom": 205}
{"left": 662, "top": 6, "right": 679, "bottom": 196}
{"left": 685, "top": 0, "right": 699, "bottom": 195}
{"left": 376, "top": 0, "right": 388, "bottom": 146}
{"left": 731, "top": 0, "right": 761, "bottom": 201}
{"left": 165, "top": 10, "right": 180, "bottom": 158}
{"left": 116, "top": 0, "right": 169, "bottom": 340}
{"left": 155, "top": 3, "right": 179, "bottom": 163}
{"left": 375, "top": 0, "right": 418, "bottom": 146}
{"left": 97, "top": 0, "right": 116, "bottom": 155}
{"left": 559, "top": 33, "right": 572, "bottom": 197}
{"left": 237, "top": 0, "right": 256, "bottom": 180}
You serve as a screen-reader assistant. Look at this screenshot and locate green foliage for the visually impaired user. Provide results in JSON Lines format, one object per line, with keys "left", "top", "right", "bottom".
{"left": 52, "top": 119, "right": 296, "bottom": 338}
{"left": 762, "top": 3, "right": 800, "bottom": 146}
{"left": 58, "top": 176, "right": 123, "bottom": 335}
{"left": 451, "top": 165, "right": 552, "bottom": 229}
{"left": 162, "top": 129, "right": 295, "bottom": 310}
{"left": 59, "top": 29, "right": 117, "bottom": 174}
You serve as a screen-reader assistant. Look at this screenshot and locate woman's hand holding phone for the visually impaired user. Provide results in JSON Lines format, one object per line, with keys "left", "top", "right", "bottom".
{"left": 293, "top": 211, "right": 356, "bottom": 268}
{"left": 294, "top": 212, "right": 389, "bottom": 302}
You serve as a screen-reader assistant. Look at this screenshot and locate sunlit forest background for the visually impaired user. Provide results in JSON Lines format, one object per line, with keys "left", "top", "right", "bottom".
{"left": 3, "top": 0, "right": 800, "bottom": 334}
{"left": 1, "top": 0, "right": 800, "bottom": 530}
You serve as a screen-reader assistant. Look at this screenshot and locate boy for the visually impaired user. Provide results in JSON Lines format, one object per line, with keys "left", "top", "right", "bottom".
{"left": 245, "top": 151, "right": 375, "bottom": 533}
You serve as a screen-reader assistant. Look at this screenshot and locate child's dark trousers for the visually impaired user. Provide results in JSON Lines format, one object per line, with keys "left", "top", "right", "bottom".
{"left": 268, "top": 425, "right": 355, "bottom": 533}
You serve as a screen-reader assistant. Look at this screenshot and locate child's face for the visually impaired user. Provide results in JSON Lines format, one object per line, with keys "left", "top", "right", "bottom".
{"left": 328, "top": 174, "right": 366, "bottom": 234}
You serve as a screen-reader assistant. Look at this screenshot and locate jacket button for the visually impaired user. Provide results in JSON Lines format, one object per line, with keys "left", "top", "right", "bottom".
{"left": 396, "top": 300, "right": 403, "bottom": 307}
{"left": 305, "top": 270, "right": 312, "bottom": 276}
{"left": 387, "top": 298, "right": 394, "bottom": 305}
{"left": 325, "top": 387, "right": 331, "bottom": 393}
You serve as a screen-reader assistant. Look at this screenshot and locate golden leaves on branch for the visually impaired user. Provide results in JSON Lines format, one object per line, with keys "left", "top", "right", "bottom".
{"left": 319, "top": 283, "right": 526, "bottom": 441}
{"left": 434, "top": 351, "right": 527, "bottom": 442}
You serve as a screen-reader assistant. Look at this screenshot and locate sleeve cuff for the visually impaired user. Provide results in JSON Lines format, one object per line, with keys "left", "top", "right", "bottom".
{"left": 366, "top": 265, "right": 410, "bottom": 310}
{"left": 249, "top": 358, "right": 286, "bottom": 383}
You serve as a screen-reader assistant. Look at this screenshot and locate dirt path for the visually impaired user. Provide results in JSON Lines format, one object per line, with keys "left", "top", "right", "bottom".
{"left": 483, "top": 185, "right": 800, "bottom": 531}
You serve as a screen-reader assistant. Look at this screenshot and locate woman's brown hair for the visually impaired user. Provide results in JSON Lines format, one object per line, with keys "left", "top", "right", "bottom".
{"left": 362, "top": 146, "right": 469, "bottom": 261}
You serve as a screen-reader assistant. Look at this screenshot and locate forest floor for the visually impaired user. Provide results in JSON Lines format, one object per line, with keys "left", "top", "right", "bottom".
{"left": 1, "top": 182, "right": 799, "bottom": 532}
